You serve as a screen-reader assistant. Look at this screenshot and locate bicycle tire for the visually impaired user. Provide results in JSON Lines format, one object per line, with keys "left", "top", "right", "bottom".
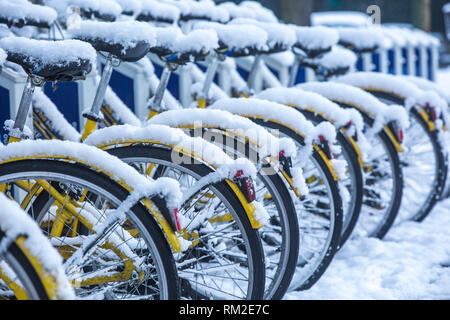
{"left": 400, "top": 109, "right": 448, "bottom": 222}
{"left": 248, "top": 118, "right": 343, "bottom": 291}
{"left": 294, "top": 110, "right": 363, "bottom": 247}
{"left": 0, "top": 230, "right": 50, "bottom": 300}
{"left": 107, "top": 145, "right": 267, "bottom": 300}
{"left": 0, "top": 159, "right": 180, "bottom": 300}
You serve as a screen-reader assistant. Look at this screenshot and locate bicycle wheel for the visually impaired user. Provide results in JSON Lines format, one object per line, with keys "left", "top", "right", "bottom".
{"left": 0, "top": 231, "right": 50, "bottom": 300}
{"left": 398, "top": 109, "right": 448, "bottom": 222}
{"left": 354, "top": 122, "right": 403, "bottom": 239}
{"left": 108, "top": 145, "right": 266, "bottom": 300}
{"left": 0, "top": 159, "right": 179, "bottom": 300}
{"left": 184, "top": 128, "right": 300, "bottom": 300}
{"left": 249, "top": 118, "right": 343, "bottom": 291}
{"left": 294, "top": 110, "right": 363, "bottom": 247}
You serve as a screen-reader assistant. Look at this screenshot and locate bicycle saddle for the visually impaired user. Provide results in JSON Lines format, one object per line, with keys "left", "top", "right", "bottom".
{"left": 150, "top": 27, "right": 219, "bottom": 65}
{"left": 163, "top": 0, "right": 230, "bottom": 23}
{"left": 228, "top": 18, "right": 297, "bottom": 54}
{"left": 292, "top": 26, "right": 339, "bottom": 59}
{"left": 48, "top": 0, "right": 122, "bottom": 22}
{"left": 301, "top": 46, "right": 356, "bottom": 79}
{"left": 137, "top": 0, "right": 181, "bottom": 24}
{"left": 70, "top": 21, "right": 157, "bottom": 62}
{"left": 0, "top": 0, "right": 57, "bottom": 29}
{"left": 192, "top": 21, "right": 269, "bottom": 58}
{"left": 114, "top": 0, "right": 142, "bottom": 16}
{"left": 0, "top": 37, "right": 95, "bottom": 82}
{"left": 337, "top": 27, "right": 383, "bottom": 54}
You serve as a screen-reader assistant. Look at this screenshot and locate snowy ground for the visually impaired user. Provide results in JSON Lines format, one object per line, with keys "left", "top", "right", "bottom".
{"left": 285, "top": 69, "right": 450, "bottom": 300}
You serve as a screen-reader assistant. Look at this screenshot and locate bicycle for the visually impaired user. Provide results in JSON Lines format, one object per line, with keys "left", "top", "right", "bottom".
{"left": 298, "top": 81, "right": 409, "bottom": 238}
{"left": 335, "top": 71, "right": 448, "bottom": 223}
{"left": 3, "top": 14, "right": 269, "bottom": 300}
{"left": 166, "top": 18, "right": 347, "bottom": 291}
{"left": 0, "top": 35, "right": 184, "bottom": 300}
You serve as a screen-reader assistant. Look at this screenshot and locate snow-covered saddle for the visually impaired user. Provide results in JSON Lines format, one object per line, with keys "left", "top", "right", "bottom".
{"left": 164, "top": 0, "right": 230, "bottom": 23}
{"left": 149, "top": 27, "right": 219, "bottom": 65}
{"left": 192, "top": 21, "right": 269, "bottom": 58}
{"left": 0, "top": 0, "right": 57, "bottom": 29}
{"left": 70, "top": 20, "right": 157, "bottom": 62}
{"left": 228, "top": 18, "right": 297, "bottom": 54}
{"left": 292, "top": 26, "right": 339, "bottom": 59}
{"left": 0, "top": 37, "right": 95, "bottom": 82}
{"left": 136, "top": 0, "right": 181, "bottom": 24}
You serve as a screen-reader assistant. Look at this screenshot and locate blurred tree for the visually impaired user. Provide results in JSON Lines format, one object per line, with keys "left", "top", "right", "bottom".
{"left": 280, "top": 0, "right": 313, "bottom": 25}
{"left": 412, "top": 0, "right": 431, "bottom": 31}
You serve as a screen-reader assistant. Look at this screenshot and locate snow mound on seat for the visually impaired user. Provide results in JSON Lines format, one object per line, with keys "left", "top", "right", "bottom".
{"left": 139, "top": 0, "right": 180, "bottom": 22}
{"left": 229, "top": 18, "right": 296, "bottom": 50}
{"left": 0, "top": 37, "right": 97, "bottom": 67}
{"left": 69, "top": 20, "right": 157, "bottom": 49}
{"left": 192, "top": 21, "right": 268, "bottom": 52}
{"left": 0, "top": 0, "right": 57, "bottom": 27}
{"left": 239, "top": 1, "right": 278, "bottom": 23}
{"left": 154, "top": 27, "right": 219, "bottom": 54}
{"left": 44, "top": 0, "right": 122, "bottom": 20}
{"left": 114, "top": 0, "right": 141, "bottom": 15}
{"left": 163, "top": 0, "right": 229, "bottom": 23}
{"left": 292, "top": 25, "right": 339, "bottom": 51}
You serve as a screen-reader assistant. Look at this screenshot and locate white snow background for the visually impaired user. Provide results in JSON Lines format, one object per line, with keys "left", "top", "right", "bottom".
{"left": 284, "top": 68, "right": 450, "bottom": 300}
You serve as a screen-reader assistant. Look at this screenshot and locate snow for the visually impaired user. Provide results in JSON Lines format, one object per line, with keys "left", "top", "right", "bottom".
{"left": 445, "top": 3, "right": 450, "bottom": 13}
{"left": 298, "top": 81, "right": 410, "bottom": 132}
{"left": 0, "top": 139, "right": 182, "bottom": 210}
{"left": 228, "top": 18, "right": 297, "bottom": 51}
{"left": 162, "top": 0, "right": 229, "bottom": 23}
{"left": 139, "top": 0, "right": 180, "bottom": 23}
{"left": 217, "top": 1, "right": 257, "bottom": 21}
{"left": 147, "top": 108, "right": 297, "bottom": 160}
{"left": 255, "top": 87, "right": 364, "bottom": 132}
{"left": 311, "top": 11, "right": 369, "bottom": 27}
{"left": 114, "top": 0, "right": 141, "bottom": 15}
{"left": 312, "top": 46, "right": 357, "bottom": 71}
{"left": 45, "top": 0, "right": 122, "bottom": 20}
{"left": 192, "top": 21, "right": 268, "bottom": 52}
{"left": 336, "top": 72, "right": 448, "bottom": 118}
{"left": 154, "top": 27, "right": 219, "bottom": 54}
{"left": 84, "top": 123, "right": 258, "bottom": 180}
{"left": 336, "top": 27, "right": 391, "bottom": 50}
{"left": 0, "top": 48, "right": 5, "bottom": 66}
{"left": 69, "top": 20, "right": 157, "bottom": 49}
{"left": 0, "top": 0, "right": 57, "bottom": 27}
{"left": 0, "top": 37, "right": 97, "bottom": 68}
{"left": 283, "top": 69, "right": 450, "bottom": 300}
{"left": 0, "top": 193, "right": 75, "bottom": 300}
{"left": 209, "top": 97, "right": 337, "bottom": 146}
{"left": 292, "top": 26, "right": 339, "bottom": 51}
{"left": 402, "top": 75, "right": 450, "bottom": 105}
{"left": 285, "top": 198, "right": 450, "bottom": 299}
{"left": 238, "top": 1, "right": 278, "bottom": 23}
